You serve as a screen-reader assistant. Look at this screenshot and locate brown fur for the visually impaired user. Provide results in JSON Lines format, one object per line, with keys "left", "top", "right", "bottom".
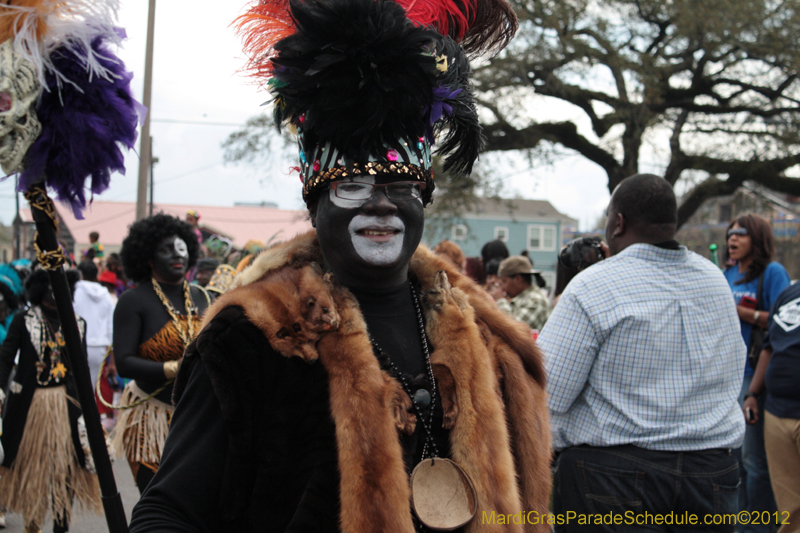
{"left": 316, "top": 285, "right": 416, "bottom": 533}
{"left": 209, "top": 230, "right": 551, "bottom": 533}
{"left": 423, "top": 271, "right": 524, "bottom": 533}
{"left": 203, "top": 264, "right": 338, "bottom": 361}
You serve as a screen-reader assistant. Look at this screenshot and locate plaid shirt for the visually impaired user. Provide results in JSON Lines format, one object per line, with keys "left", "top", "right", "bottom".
{"left": 497, "top": 286, "right": 550, "bottom": 331}
{"left": 539, "top": 244, "right": 745, "bottom": 451}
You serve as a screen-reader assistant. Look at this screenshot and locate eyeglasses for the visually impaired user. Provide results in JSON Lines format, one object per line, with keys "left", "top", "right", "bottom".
{"left": 329, "top": 181, "right": 426, "bottom": 201}
{"left": 727, "top": 227, "right": 748, "bottom": 238}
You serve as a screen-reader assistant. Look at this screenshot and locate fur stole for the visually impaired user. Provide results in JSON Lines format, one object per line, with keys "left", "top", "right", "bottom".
{"left": 207, "top": 230, "right": 551, "bottom": 533}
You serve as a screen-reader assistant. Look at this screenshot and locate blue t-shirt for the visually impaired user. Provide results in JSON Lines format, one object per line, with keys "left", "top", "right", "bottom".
{"left": 764, "top": 282, "right": 800, "bottom": 419}
{"left": 724, "top": 261, "right": 791, "bottom": 375}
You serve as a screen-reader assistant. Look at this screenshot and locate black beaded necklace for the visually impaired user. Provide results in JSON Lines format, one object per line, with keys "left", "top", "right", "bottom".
{"left": 369, "top": 282, "right": 439, "bottom": 460}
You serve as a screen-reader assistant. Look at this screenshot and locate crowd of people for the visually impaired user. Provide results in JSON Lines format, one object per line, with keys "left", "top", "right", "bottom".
{"left": 1, "top": 0, "right": 799, "bottom": 529}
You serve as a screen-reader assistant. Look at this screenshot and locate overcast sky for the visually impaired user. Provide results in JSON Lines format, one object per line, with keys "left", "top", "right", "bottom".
{"left": 0, "top": 1, "right": 613, "bottom": 231}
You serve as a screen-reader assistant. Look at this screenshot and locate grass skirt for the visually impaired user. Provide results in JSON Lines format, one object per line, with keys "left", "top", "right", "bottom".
{"left": 0, "top": 386, "right": 101, "bottom": 525}
{"left": 110, "top": 380, "right": 173, "bottom": 465}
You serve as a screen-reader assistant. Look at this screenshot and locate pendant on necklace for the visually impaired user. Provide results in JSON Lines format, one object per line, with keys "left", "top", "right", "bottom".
{"left": 413, "top": 388, "right": 431, "bottom": 408}
{"left": 410, "top": 457, "right": 477, "bottom": 531}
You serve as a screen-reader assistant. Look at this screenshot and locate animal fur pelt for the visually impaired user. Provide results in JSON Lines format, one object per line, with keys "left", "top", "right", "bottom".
{"left": 223, "top": 230, "right": 551, "bottom": 533}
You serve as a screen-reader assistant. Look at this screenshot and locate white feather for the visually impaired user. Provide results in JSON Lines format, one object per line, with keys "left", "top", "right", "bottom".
{"left": 1, "top": 0, "right": 124, "bottom": 92}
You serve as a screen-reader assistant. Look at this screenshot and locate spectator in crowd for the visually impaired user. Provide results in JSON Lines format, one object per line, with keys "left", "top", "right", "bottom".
{"left": 480, "top": 238, "right": 509, "bottom": 271}
{"left": 0, "top": 269, "right": 21, "bottom": 345}
{"left": 724, "top": 213, "right": 790, "bottom": 528}
{"left": 463, "top": 256, "right": 485, "bottom": 285}
{"left": 104, "top": 253, "right": 128, "bottom": 296}
{"left": 432, "top": 239, "right": 465, "bottom": 272}
{"left": 86, "top": 231, "right": 104, "bottom": 260}
{"left": 490, "top": 255, "right": 550, "bottom": 332}
{"left": 73, "top": 260, "right": 115, "bottom": 389}
{"left": 744, "top": 280, "right": 800, "bottom": 531}
{"left": 98, "top": 270, "right": 120, "bottom": 303}
{"left": 192, "top": 258, "right": 219, "bottom": 288}
{"left": 540, "top": 174, "right": 745, "bottom": 528}
{"left": 186, "top": 210, "right": 203, "bottom": 245}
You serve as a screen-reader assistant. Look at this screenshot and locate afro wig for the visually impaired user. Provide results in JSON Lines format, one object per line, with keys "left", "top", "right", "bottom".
{"left": 120, "top": 214, "right": 200, "bottom": 283}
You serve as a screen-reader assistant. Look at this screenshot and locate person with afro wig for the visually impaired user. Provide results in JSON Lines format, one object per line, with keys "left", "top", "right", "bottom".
{"left": 111, "top": 214, "right": 209, "bottom": 494}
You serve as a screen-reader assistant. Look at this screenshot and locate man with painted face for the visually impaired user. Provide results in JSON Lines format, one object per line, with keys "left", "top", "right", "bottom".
{"left": 111, "top": 214, "right": 208, "bottom": 495}
{"left": 129, "top": 0, "right": 552, "bottom": 531}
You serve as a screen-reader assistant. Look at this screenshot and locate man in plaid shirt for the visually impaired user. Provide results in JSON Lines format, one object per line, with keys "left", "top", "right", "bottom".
{"left": 492, "top": 256, "right": 550, "bottom": 331}
{"left": 539, "top": 174, "right": 744, "bottom": 531}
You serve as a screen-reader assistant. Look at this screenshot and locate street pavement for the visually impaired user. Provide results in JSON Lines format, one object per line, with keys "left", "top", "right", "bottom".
{"left": 3, "top": 458, "right": 140, "bottom": 533}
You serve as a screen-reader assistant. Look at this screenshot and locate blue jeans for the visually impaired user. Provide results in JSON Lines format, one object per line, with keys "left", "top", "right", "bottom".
{"left": 553, "top": 445, "right": 739, "bottom": 532}
{"left": 738, "top": 375, "right": 777, "bottom": 533}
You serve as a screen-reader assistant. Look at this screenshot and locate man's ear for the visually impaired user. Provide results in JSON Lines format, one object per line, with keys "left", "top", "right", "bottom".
{"left": 612, "top": 212, "right": 626, "bottom": 238}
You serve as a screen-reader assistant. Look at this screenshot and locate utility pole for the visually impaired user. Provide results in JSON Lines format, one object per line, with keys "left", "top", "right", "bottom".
{"left": 136, "top": 0, "right": 156, "bottom": 221}
{"left": 149, "top": 135, "right": 158, "bottom": 216}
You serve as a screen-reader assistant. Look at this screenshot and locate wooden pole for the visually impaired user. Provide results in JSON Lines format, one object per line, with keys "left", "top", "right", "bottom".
{"left": 136, "top": 0, "right": 156, "bottom": 221}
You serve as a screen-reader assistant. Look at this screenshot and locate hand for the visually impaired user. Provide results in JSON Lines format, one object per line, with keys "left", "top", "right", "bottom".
{"left": 600, "top": 241, "right": 610, "bottom": 259}
{"left": 163, "top": 359, "right": 182, "bottom": 380}
{"left": 487, "top": 282, "right": 505, "bottom": 301}
{"left": 743, "top": 395, "right": 759, "bottom": 425}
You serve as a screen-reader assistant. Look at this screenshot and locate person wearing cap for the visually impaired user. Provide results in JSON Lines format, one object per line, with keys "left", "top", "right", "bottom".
{"left": 192, "top": 258, "right": 220, "bottom": 288}
{"left": 129, "top": 0, "right": 551, "bottom": 531}
{"left": 491, "top": 255, "right": 551, "bottom": 332}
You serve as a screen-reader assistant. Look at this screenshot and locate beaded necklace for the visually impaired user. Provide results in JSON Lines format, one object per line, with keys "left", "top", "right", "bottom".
{"left": 369, "top": 282, "right": 477, "bottom": 531}
{"left": 36, "top": 311, "right": 67, "bottom": 385}
{"left": 369, "top": 282, "right": 439, "bottom": 460}
{"left": 151, "top": 278, "right": 195, "bottom": 349}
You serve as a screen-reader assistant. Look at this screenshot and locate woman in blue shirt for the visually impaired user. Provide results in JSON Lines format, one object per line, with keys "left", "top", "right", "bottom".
{"left": 724, "top": 213, "right": 790, "bottom": 532}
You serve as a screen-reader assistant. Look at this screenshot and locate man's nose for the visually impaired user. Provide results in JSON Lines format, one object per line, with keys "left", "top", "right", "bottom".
{"left": 361, "top": 186, "right": 397, "bottom": 215}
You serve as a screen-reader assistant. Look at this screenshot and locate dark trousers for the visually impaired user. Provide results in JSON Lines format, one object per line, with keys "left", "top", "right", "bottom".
{"left": 553, "top": 445, "right": 740, "bottom": 532}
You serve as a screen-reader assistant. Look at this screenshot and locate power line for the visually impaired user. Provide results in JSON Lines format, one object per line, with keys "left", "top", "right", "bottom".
{"left": 152, "top": 118, "right": 246, "bottom": 127}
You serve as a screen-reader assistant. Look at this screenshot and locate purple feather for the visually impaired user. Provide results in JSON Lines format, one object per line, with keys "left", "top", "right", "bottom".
{"left": 19, "top": 30, "right": 144, "bottom": 219}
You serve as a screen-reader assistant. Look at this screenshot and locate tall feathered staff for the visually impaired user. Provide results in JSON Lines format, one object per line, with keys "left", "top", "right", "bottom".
{"left": 0, "top": 2, "right": 142, "bottom": 531}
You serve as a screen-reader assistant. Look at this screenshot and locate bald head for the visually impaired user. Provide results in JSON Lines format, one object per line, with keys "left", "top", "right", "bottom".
{"left": 605, "top": 174, "right": 678, "bottom": 255}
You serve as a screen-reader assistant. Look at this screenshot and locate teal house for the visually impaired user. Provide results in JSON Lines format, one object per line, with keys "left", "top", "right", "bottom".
{"left": 425, "top": 198, "right": 577, "bottom": 290}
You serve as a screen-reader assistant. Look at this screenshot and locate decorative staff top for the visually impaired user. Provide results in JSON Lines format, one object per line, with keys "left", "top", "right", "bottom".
{"left": 0, "top": 0, "right": 144, "bottom": 219}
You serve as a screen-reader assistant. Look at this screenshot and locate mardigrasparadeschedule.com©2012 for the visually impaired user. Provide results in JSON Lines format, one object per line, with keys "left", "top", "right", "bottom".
{"left": 481, "top": 510, "right": 791, "bottom": 527}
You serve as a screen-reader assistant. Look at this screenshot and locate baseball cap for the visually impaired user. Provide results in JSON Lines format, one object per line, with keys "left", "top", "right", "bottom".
{"left": 498, "top": 256, "right": 540, "bottom": 277}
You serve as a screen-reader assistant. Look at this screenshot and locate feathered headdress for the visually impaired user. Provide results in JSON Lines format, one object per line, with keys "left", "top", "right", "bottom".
{"left": 0, "top": 0, "right": 144, "bottom": 218}
{"left": 235, "top": 0, "right": 517, "bottom": 205}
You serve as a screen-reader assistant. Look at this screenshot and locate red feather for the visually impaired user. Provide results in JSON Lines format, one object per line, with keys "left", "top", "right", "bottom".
{"left": 234, "top": 0, "right": 296, "bottom": 83}
{"left": 396, "top": 0, "right": 473, "bottom": 42}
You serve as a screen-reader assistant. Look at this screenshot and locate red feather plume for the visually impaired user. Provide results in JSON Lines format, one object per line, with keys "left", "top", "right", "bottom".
{"left": 234, "top": 0, "right": 296, "bottom": 83}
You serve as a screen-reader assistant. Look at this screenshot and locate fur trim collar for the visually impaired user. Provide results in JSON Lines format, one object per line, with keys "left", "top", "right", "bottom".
{"left": 214, "top": 230, "right": 551, "bottom": 533}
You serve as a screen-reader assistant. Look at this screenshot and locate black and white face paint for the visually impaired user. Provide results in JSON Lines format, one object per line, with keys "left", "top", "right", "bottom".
{"left": 152, "top": 235, "right": 190, "bottom": 283}
{"left": 348, "top": 214, "right": 406, "bottom": 266}
{"left": 174, "top": 237, "right": 188, "bottom": 258}
{"left": 314, "top": 174, "right": 425, "bottom": 288}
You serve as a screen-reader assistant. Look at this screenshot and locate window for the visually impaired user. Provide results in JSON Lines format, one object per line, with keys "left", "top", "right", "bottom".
{"left": 494, "top": 226, "right": 509, "bottom": 242}
{"left": 527, "top": 224, "right": 556, "bottom": 251}
{"left": 452, "top": 224, "right": 468, "bottom": 241}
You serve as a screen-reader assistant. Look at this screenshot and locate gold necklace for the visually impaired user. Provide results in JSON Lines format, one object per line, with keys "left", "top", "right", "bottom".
{"left": 151, "top": 278, "right": 195, "bottom": 348}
